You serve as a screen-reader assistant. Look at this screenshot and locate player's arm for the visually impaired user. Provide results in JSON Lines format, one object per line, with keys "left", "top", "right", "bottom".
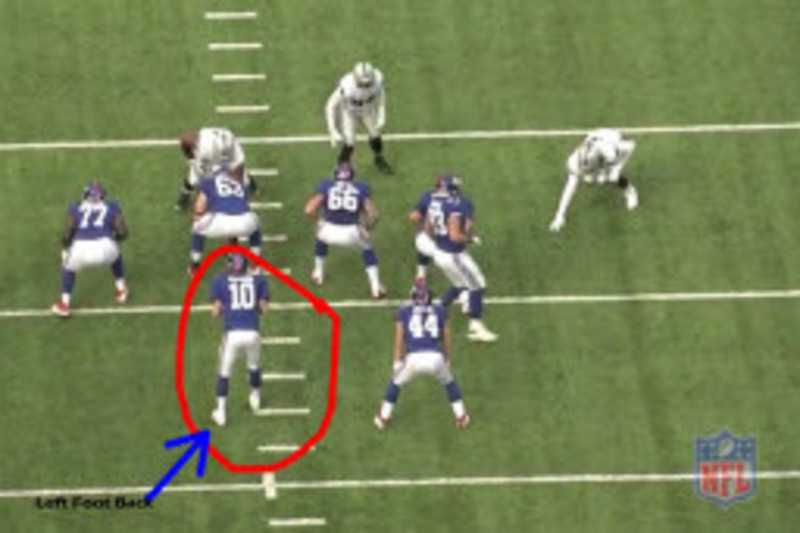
{"left": 447, "top": 213, "right": 468, "bottom": 244}
{"left": 549, "top": 173, "right": 580, "bottom": 232}
{"left": 211, "top": 300, "right": 222, "bottom": 318}
{"left": 257, "top": 277, "right": 270, "bottom": 314}
{"left": 375, "top": 87, "right": 386, "bottom": 130}
{"left": 442, "top": 323, "right": 453, "bottom": 363}
{"left": 61, "top": 212, "right": 77, "bottom": 249}
{"left": 393, "top": 320, "right": 405, "bottom": 366}
{"left": 179, "top": 130, "right": 197, "bottom": 159}
{"left": 193, "top": 190, "right": 209, "bottom": 220}
{"left": 304, "top": 193, "right": 324, "bottom": 219}
{"left": 325, "top": 88, "right": 344, "bottom": 144}
{"left": 408, "top": 209, "right": 423, "bottom": 228}
{"left": 363, "top": 197, "right": 380, "bottom": 230}
{"left": 112, "top": 212, "right": 129, "bottom": 242}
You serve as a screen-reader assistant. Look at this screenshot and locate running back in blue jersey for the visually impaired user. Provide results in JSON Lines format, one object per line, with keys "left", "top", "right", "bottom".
{"left": 199, "top": 173, "right": 250, "bottom": 215}
{"left": 317, "top": 179, "right": 370, "bottom": 225}
{"left": 397, "top": 303, "right": 447, "bottom": 353}
{"left": 69, "top": 200, "right": 121, "bottom": 240}
{"left": 436, "top": 196, "right": 475, "bottom": 253}
{"left": 210, "top": 274, "right": 269, "bottom": 331}
{"left": 413, "top": 190, "right": 451, "bottom": 238}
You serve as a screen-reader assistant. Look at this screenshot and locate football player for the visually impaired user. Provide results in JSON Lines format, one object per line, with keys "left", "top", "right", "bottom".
{"left": 209, "top": 253, "right": 270, "bottom": 426}
{"left": 304, "top": 162, "right": 386, "bottom": 299}
{"left": 325, "top": 62, "right": 392, "bottom": 174}
{"left": 51, "top": 181, "right": 129, "bottom": 317}
{"left": 374, "top": 279, "right": 470, "bottom": 429}
{"left": 432, "top": 176, "right": 498, "bottom": 342}
{"left": 175, "top": 127, "right": 256, "bottom": 211}
{"left": 549, "top": 128, "right": 638, "bottom": 232}
{"left": 190, "top": 170, "right": 262, "bottom": 274}
{"left": 408, "top": 176, "right": 452, "bottom": 280}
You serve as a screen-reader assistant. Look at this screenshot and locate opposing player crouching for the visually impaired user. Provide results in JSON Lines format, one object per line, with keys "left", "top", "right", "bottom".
{"left": 304, "top": 162, "right": 386, "bottom": 299}
{"left": 190, "top": 171, "right": 262, "bottom": 274}
{"left": 549, "top": 128, "right": 638, "bottom": 232}
{"left": 210, "top": 254, "right": 270, "bottom": 427}
{"left": 52, "top": 181, "right": 129, "bottom": 317}
{"left": 374, "top": 279, "right": 470, "bottom": 430}
{"left": 176, "top": 127, "right": 256, "bottom": 211}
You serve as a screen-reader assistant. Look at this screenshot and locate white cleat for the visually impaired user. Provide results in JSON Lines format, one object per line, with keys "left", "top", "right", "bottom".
{"left": 467, "top": 322, "right": 499, "bottom": 343}
{"left": 455, "top": 414, "right": 471, "bottom": 429}
{"left": 249, "top": 391, "right": 261, "bottom": 412}
{"left": 211, "top": 408, "right": 226, "bottom": 427}
{"left": 51, "top": 301, "right": 71, "bottom": 318}
{"left": 373, "top": 414, "right": 388, "bottom": 430}
{"left": 372, "top": 285, "right": 387, "bottom": 300}
{"left": 115, "top": 287, "right": 129, "bottom": 304}
{"left": 311, "top": 270, "right": 324, "bottom": 286}
{"left": 625, "top": 185, "right": 639, "bottom": 211}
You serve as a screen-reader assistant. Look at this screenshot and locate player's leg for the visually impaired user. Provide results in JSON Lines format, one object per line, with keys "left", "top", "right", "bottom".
{"left": 375, "top": 355, "right": 417, "bottom": 429}
{"left": 338, "top": 112, "right": 356, "bottom": 164}
{"left": 189, "top": 233, "right": 205, "bottom": 274}
{"left": 176, "top": 165, "right": 200, "bottom": 212}
{"left": 213, "top": 332, "right": 239, "bottom": 426}
{"left": 609, "top": 140, "right": 638, "bottom": 210}
{"left": 432, "top": 251, "right": 467, "bottom": 308}
{"left": 244, "top": 332, "right": 262, "bottom": 411}
{"left": 456, "top": 252, "right": 498, "bottom": 342}
{"left": 414, "top": 233, "right": 437, "bottom": 280}
{"left": 363, "top": 113, "right": 392, "bottom": 174}
{"left": 100, "top": 240, "right": 128, "bottom": 303}
{"left": 431, "top": 354, "right": 469, "bottom": 428}
{"left": 311, "top": 223, "right": 332, "bottom": 285}
{"left": 355, "top": 227, "right": 386, "bottom": 299}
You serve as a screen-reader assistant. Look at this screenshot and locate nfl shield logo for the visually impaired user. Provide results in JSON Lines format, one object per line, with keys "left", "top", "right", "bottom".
{"left": 695, "top": 429, "right": 757, "bottom": 506}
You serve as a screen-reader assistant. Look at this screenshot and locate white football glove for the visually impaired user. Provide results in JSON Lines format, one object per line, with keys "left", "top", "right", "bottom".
{"left": 470, "top": 235, "right": 482, "bottom": 246}
{"left": 549, "top": 216, "right": 565, "bottom": 232}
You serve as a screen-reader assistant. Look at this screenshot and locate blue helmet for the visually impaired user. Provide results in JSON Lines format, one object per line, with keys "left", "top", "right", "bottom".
{"left": 333, "top": 161, "right": 355, "bottom": 181}
{"left": 436, "top": 174, "right": 462, "bottom": 195}
{"left": 227, "top": 253, "right": 249, "bottom": 275}
{"left": 83, "top": 180, "right": 106, "bottom": 201}
{"left": 410, "top": 278, "right": 432, "bottom": 305}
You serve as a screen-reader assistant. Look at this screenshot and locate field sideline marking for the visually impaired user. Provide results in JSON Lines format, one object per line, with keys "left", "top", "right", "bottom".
{"left": 258, "top": 444, "right": 317, "bottom": 453}
{"left": 208, "top": 43, "right": 263, "bottom": 51}
{"left": 1, "top": 288, "right": 799, "bottom": 319}
{"left": 213, "top": 74, "right": 266, "bottom": 83}
{"left": 1, "top": 470, "right": 798, "bottom": 500}
{"left": 205, "top": 12, "right": 258, "bottom": 21}
{"left": 261, "top": 372, "right": 306, "bottom": 381}
{"left": 216, "top": 105, "right": 271, "bottom": 114}
{"left": 1, "top": 121, "right": 800, "bottom": 152}
{"left": 269, "top": 518, "right": 326, "bottom": 528}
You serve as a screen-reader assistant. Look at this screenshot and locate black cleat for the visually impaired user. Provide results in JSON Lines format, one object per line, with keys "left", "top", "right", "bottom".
{"left": 375, "top": 155, "right": 394, "bottom": 175}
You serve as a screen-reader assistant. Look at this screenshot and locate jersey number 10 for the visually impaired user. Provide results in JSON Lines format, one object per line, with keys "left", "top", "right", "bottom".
{"left": 228, "top": 280, "right": 255, "bottom": 310}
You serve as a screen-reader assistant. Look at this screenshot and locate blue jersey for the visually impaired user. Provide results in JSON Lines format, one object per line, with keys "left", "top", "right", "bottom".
{"left": 436, "top": 196, "right": 475, "bottom": 253}
{"left": 397, "top": 302, "right": 447, "bottom": 354}
{"left": 210, "top": 274, "right": 269, "bottom": 331}
{"left": 69, "top": 200, "right": 121, "bottom": 241}
{"left": 199, "top": 173, "right": 250, "bottom": 215}
{"left": 413, "top": 190, "right": 451, "bottom": 239}
{"left": 317, "top": 179, "right": 370, "bottom": 225}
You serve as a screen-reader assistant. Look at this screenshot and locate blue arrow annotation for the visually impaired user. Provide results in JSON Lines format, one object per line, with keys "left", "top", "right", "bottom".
{"left": 145, "top": 429, "right": 211, "bottom": 502}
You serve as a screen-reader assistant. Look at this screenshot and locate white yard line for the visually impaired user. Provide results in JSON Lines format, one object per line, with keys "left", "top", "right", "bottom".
{"left": 254, "top": 408, "right": 311, "bottom": 417}
{"left": 208, "top": 42, "right": 263, "bottom": 51}
{"left": 251, "top": 202, "right": 283, "bottom": 210}
{"left": 1, "top": 470, "right": 798, "bottom": 500}
{"left": 212, "top": 74, "right": 267, "bottom": 83}
{"left": 1, "top": 121, "right": 800, "bottom": 152}
{"left": 262, "top": 337, "right": 302, "bottom": 345}
{"left": 269, "top": 518, "right": 327, "bottom": 528}
{"left": 261, "top": 373, "right": 306, "bottom": 381}
{"left": 257, "top": 444, "right": 317, "bottom": 453}
{"left": 216, "top": 105, "right": 271, "bottom": 114}
{"left": 250, "top": 168, "right": 280, "bottom": 177}
{"left": 3, "top": 288, "right": 799, "bottom": 319}
{"left": 205, "top": 11, "right": 258, "bottom": 21}
{"left": 262, "top": 234, "right": 288, "bottom": 242}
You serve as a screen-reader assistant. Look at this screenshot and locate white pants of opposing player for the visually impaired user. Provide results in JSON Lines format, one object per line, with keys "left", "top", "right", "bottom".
{"left": 433, "top": 249, "right": 486, "bottom": 291}
{"left": 393, "top": 350, "right": 453, "bottom": 386}
{"left": 64, "top": 238, "right": 120, "bottom": 271}
{"left": 336, "top": 109, "right": 381, "bottom": 146}
{"left": 317, "top": 222, "right": 372, "bottom": 250}
{"left": 193, "top": 212, "right": 260, "bottom": 239}
{"left": 218, "top": 330, "right": 261, "bottom": 378}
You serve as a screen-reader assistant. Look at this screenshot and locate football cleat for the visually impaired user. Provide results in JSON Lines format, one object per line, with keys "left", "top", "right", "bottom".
{"left": 467, "top": 322, "right": 498, "bottom": 343}
{"left": 114, "top": 287, "right": 129, "bottom": 304}
{"left": 374, "top": 155, "right": 393, "bottom": 175}
{"left": 311, "top": 269, "right": 324, "bottom": 286}
{"left": 211, "top": 408, "right": 226, "bottom": 427}
{"left": 372, "top": 285, "right": 387, "bottom": 300}
{"left": 51, "top": 301, "right": 71, "bottom": 318}
{"left": 249, "top": 391, "right": 261, "bottom": 412}
{"left": 625, "top": 184, "right": 639, "bottom": 210}
{"left": 373, "top": 414, "right": 388, "bottom": 430}
{"left": 455, "top": 414, "right": 471, "bottom": 429}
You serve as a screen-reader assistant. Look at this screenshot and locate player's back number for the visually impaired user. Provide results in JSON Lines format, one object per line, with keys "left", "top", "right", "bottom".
{"left": 228, "top": 279, "right": 255, "bottom": 310}
{"left": 327, "top": 184, "right": 359, "bottom": 212}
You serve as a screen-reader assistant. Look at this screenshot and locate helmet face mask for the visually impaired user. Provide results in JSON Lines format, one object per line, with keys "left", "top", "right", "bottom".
{"left": 436, "top": 174, "right": 462, "bottom": 195}
{"left": 333, "top": 161, "right": 355, "bottom": 181}
{"left": 410, "top": 279, "right": 432, "bottom": 305}
{"left": 83, "top": 180, "right": 106, "bottom": 202}
{"left": 353, "top": 61, "right": 375, "bottom": 88}
{"left": 227, "top": 253, "right": 249, "bottom": 275}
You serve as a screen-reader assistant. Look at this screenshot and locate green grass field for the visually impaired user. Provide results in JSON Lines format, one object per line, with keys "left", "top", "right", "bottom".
{"left": 1, "top": 1, "right": 800, "bottom": 531}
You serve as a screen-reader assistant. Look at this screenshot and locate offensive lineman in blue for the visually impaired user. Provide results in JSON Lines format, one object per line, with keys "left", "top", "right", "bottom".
{"left": 304, "top": 161, "right": 386, "bottom": 298}
{"left": 374, "top": 279, "right": 470, "bottom": 429}
{"left": 52, "top": 181, "right": 129, "bottom": 317}
{"left": 408, "top": 175, "right": 453, "bottom": 280}
{"left": 190, "top": 171, "right": 262, "bottom": 274}
{"left": 209, "top": 253, "right": 270, "bottom": 427}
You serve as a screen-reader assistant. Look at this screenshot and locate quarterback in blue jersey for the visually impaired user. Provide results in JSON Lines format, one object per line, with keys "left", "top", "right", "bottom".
{"left": 209, "top": 254, "right": 270, "bottom": 427}
{"left": 431, "top": 176, "right": 498, "bottom": 342}
{"left": 374, "top": 279, "right": 470, "bottom": 429}
{"left": 51, "top": 181, "right": 129, "bottom": 317}
{"left": 189, "top": 170, "right": 263, "bottom": 274}
{"left": 304, "top": 162, "right": 386, "bottom": 298}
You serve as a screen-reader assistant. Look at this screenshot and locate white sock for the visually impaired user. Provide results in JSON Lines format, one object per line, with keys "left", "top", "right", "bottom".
{"left": 314, "top": 257, "right": 325, "bottom": 273}
{"left": 366, "top": 266, "right": 381, "bottom": 292}
{"left": 250, "top": 247, "right": 261, "bottom": 258}
{"left": 216, "top": 397, "right": 227, "bottom": 411}
{"left": 380, "top": 401, "right": 394, "bottom": 420}
{"left": 451, "top": 400, "right": 466, "bottom": 419}
{"left": 416, "top": 265, "right": 427, "bottom": 279}
{"left": 190, "top": 251, "right": 202, "bottom": 263}
{"left": 61, "top": 293, "right": 71, "bottom": 305}
{"left": 115, "top": 278, "right": 127, "bottom": 291}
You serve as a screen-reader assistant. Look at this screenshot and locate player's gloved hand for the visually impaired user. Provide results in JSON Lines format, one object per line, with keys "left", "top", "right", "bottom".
{"left": 392, "top": 360, "right": 404, "bottom": 374}
{"left": 470, "top": 235, "right": 482, "bottom": 246}
{"left": 549, "top": 216, "right": 565, "bottom": 232}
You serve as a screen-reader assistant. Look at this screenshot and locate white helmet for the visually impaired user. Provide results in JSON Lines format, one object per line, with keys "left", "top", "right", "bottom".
{"left": 352, "top": 62, "right": 376, "bottom": 86}
{"left": 195, "top": 129, "right": 235, "bottom": 174}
